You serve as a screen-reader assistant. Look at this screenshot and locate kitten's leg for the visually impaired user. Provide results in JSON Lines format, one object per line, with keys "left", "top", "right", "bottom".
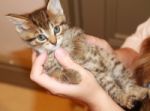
{"left": 95, "top": 73, "right": 135, "bottom": 109}
{"left": 113, "top": 76, "right": 148, "bottom": 105}
{"left": 112, "top": 68, "right": 148, "bottom": 101}
{"left": 61, "top": 69, "right": 81, "bottom": 84}
{"left": 50, "top": 68, "right": 81, "bottom": 84}
{"left": 128, "top": 84, "right": 150, "bottom": 100}
{"left": 125, "top": 85, "right": 148, "bottom": 101}
{"left": 43, "top": 53, "right": 62, "bottom": 77}
{"left": 109, "top": 61, "right": 148, "bottom": 102}
{"left": 43, "top": 54, "right": 81, "bottom": 84}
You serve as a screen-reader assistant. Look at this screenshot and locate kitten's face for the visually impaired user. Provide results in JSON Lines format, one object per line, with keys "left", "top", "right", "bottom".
{"left": 7, "top": 0, "right": 68, "bottom": 53}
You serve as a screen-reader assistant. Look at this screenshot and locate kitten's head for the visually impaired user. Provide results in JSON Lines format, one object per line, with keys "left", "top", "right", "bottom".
{"left": 7, "top": 0, "right": 68, "bottom": 53}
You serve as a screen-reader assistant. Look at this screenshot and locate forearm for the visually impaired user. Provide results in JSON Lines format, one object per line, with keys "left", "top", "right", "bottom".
{"left": 122, "top": 17, "right": 150, "bottom": 53}
{"left": 121, "top": 34, "right": 144, "bottom": 53}
{"left": 86, "top": 89, "right": 124, "bottom": 111}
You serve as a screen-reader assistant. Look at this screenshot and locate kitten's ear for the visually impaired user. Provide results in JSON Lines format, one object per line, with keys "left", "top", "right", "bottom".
{"left": 47, "top": 0, "right": 64, "bottom": 15}
{"left": 6, "top": 14, "right": 30, "bottom": 33}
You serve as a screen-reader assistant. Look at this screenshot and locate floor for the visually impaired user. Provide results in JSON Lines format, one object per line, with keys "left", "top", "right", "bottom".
{"left": 0, "top": 63, "right": 86, "bottom": 111}
{"left": 0, "top": 83, "right": 85, "bottom": 111}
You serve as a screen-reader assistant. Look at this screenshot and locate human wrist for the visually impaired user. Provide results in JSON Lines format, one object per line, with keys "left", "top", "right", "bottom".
{"left": 86, "top": 89, "right": 124, "bottom": 111}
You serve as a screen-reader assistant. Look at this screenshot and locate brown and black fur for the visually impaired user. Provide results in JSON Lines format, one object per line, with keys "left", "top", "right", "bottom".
{"left": 7, "top": 0, "right": 150, "bottom": 109}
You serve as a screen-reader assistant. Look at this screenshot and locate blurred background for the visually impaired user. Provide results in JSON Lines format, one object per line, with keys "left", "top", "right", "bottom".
{"left": 0, "top": 0, "right": 150, "bottom": 111}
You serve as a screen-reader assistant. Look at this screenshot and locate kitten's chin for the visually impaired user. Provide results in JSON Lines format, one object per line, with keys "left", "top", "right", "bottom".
{"left": 36, "top": 44, "right": 61, "bottom": 54}
{"left": 53, "top": 45, "right": 61, "bottom": 50}
{"left": 36, "top": 48, "right": 47, "bottom": 54}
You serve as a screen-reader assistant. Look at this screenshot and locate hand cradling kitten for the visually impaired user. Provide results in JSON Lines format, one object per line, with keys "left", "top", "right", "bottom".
{"left": 7, "top": 0, "right": 150, "bottom": 109}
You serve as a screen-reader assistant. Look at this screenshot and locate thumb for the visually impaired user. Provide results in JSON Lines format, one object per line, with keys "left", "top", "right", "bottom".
{"left": 55, "top": 48, "right": 76, "bottom": 69}
{"left": 30, "top": 52, "right": 47, "bottom": 79}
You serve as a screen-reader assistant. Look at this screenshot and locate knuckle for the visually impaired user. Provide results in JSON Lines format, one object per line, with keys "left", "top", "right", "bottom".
{"left": 102, "top": 39, "right": 109, "bottom": 46}
{"left": 30, "top": 74, "right": 37, "bottom": 81}
{"left": 50, "top": 89, "right": 59, "bottom": 95}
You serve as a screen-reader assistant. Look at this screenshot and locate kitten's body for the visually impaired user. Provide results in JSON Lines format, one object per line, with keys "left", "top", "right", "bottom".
{"left": 46, "top": 27, "right": 147, "bottom": 109}
{"left": 7, "top": 0, "right": 149, "bottom": 109}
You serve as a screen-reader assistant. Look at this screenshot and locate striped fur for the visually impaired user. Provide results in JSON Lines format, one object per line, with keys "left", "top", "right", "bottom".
{"left": 7, "top": 0, "right": 150, "bottom": 109}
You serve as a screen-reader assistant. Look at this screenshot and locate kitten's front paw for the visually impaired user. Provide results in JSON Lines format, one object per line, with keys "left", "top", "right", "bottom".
{"left": 125, "top": 96, "right": 135, "bottom": 109}
{"left": 131, "top": 87, "right": 148, "bottom": 100}
{"left": 50, "top": 69, "right": 81, "bottom": 84}
{"left": 121, "top": 95, "right": 135, "bottom": 109}
{"left": 61, "top": 69, "right": 82, "bottom": 84}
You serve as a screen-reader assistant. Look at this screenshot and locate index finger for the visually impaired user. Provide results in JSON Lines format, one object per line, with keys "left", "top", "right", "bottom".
{"left": 30, "top": 52, "right": 47, "bottom": 79}
{"left": 32, "top": 51, "right": 38, "bottom": 63}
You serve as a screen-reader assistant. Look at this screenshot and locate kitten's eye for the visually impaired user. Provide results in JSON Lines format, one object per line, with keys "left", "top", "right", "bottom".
{"left": 54, "top": 26, "right": 60, "bottom": 35}
{"left": 37, "top": 34, "right": 47, "bottom": 41}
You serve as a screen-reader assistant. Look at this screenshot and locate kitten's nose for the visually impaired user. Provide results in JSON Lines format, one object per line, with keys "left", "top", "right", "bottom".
{"left": 49, "top": 36, "right": 57, "bottom": 45}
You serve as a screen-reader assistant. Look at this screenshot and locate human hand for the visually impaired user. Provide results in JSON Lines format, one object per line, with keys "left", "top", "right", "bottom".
{"left": 30, "top": 35, "right": 115, "bottom": 99}
{"left": 31, "top": 48, "right": 104, "bottom": 101}
{"left": 85, "top": 35, "right": 138, "bottom": 69}
{"left": 85, "top": 35, "right": 114, "bottom": 54}
{"left": 30, "top": 48, "right": 123, "bottom": 111}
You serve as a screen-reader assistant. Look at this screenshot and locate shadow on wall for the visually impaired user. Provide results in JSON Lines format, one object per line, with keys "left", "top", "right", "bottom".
{"left": 10, "top": 48, "right": 32, "bottom": 69}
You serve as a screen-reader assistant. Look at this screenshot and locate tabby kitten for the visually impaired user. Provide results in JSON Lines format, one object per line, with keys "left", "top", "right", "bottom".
{"left": 7, "top": 0, "right": 149, "bottom": 109}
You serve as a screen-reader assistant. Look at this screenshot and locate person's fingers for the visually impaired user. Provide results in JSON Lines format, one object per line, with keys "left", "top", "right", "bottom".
{"left": 30, "top": 52, "right": 64, "bottom": 93}
{"left": 85, "top": 35, "right": 99, "bottom": 45}
{"left": 55, "top": 48, "right": 77, "bottom": 69}
{"left": 30, "top": 48, "right": 98, "bottom": 97}
{"left": 30, "top": 52, "right": 47, "bottom": 80}
{"left": 34, "top": 73, "right": 71, "bottom": 94}
{"left": 55, "top": 48, "right": 91, "bottom": 77}
{"left": 30, "top": 50, "right": 75, "bottom": 94}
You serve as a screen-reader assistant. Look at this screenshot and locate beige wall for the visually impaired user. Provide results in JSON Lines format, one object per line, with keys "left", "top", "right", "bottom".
{"left": 0, "top": 0, "right": 46, "bottom": 67}
{"left": 0, "top": 0, "right": 44, "bottom": 55}
{"left": 81, "top": 0, "right": 105, "bottom": 37}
